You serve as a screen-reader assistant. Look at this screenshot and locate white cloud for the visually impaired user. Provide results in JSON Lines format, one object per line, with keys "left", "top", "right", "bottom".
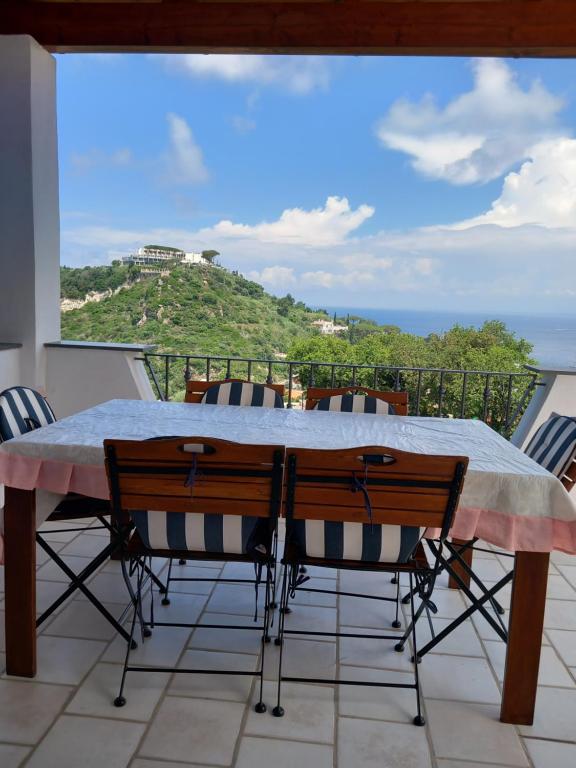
{"left": 454, "top": 138, "right": 576, "bottom": 229}
{"left": 210, "top": 196, "right": 374, "bottom": 246}
{"left": 377, "top": 59, "right": 564, "bottom": 185}
{"left": 163, "top": 113, "right": 209, "bottom": 185}
{"left": 71, "top": 148, "right": 132, "bottom": 173}
{"left": 248, "top": 266, "right": 296, "bottom": 289}
{"left": 162, "top": 54, "right": 330, "bottom": 94}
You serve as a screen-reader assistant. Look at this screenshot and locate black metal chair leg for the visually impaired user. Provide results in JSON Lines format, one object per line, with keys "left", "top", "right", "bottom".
{"left": 408, "top": 572, "right": 426, "bottom": 726}
{"left": 114, "top": 559, "right": 145, "bottom": 707}
{"left": 273, "top": 565, "right": 289, "bottom": 717}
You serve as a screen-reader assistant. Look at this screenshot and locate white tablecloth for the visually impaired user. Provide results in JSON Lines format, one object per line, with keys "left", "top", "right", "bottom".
{"left": 1, "top": 399, "right": 575, "bottom": 554}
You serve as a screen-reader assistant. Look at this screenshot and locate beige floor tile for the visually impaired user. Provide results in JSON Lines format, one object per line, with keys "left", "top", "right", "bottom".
{"left": 59, "top": 534, "right": 112, "bottom": 557}
{"left": 550, "top": 552, "right": 576, "bottom": 567}
{"left": 0, "top": 679, "right": 72, "bottom": 744}
{"left": 524, "top": 737, "right": 576, "bottom": 768}
{"left": 26, "top": 715, "right": 145, "bottom": 768}
{"left": 291, "top": 583, "right": 337, "bottom": 608}
{"left": 265, "top": 637, "right": 337, "bottom": 681}
{"left": 339, "top": 628, "right": 414, "bottom": 672}
{"left": 66, "top": 662, "right": 170, "bottom": 720}
{"left": 170, "top": 649, "right": 258, "bottom": 701}
{"left": 245, "top": 681, "right": 335, "bottom": 744}
{"left": 142, "top": 592, "right": 207, "bottom": 625}
{"left": 0, "top": 610, "right": 5, "bottom": 653}
{"left": 36, "top": 555, "right": 94, "bottom": 583}
{"left": 423, "top": 587, "right": 468, "bottom": 619}
{"left": 416, "top": 614, "right": 485, "bottom": 657}
{"left": 17, "top": 636, "right": 107, "bottom": 686}
{"left": 38, "top": 524, "right": 82, "bottom": 544}
{"left": 139, "top": 697, "right": 245, "bottom": 765}
{"left": 546, "top": 573, "right": 576, "bottom": 600}
{"left": 547, "top": 628, "right": 576, "bottom": 666}
{"left": 518, "top": 686, "right": 576, "bottom": 741}
{"left": 42, "top": 599, "right": 126, "bottom": 641}
{"left": 467, "top": 558, "right": 507, "bottom": 581}
{"left": 420, "top": 655, "right": 501, "bottom": 704}
{"left": 339, "top": 666, "right": 420, "bottom": 722}
{"left": 132, "top": 761, "right": 212, "bottom": 768}
{"left": 80, "top": 571, "right": 134, "bottom": 605}
{"left": 485, "top": 641, "right": 574, "bottom": 687}
{"left": 235, "top": 736, "right": 333, "bottom": 768}
{"left": 103, "top": 625, "right": 191, "bottom": 667}
{"left": 0, "top": 744, "right": 31, "bottom": 768}
{"left": 338, "top": 716, "right": 432, "bottom": 768}
{"left": 544, "top": 599, "right": 576, "bottom": 631}
{"left": 190, "top": 611, "right": 263, "bottom": 655}
{"left": 556, "top": 564, "right": 576, "bottom": 586}
{"left": 282, "top": 603, "right": 337, "bottom": 640}
{"left": 427, "top": 700, "right": 528, "bottom": 766}
{"left": 207, "top": 583, "right": 265, "bottom": 617}
{"left": 162, "top": 565, "right": 221, "bottom": 595}
{"left": 339, "top": 594, "right": 402, "bottom": 630}
{"left": 36, "top": 580, "right": 74, "bottom": 617}
{"left": 436, "top": 762, "right": 514, "bottom": 768}
{"left": 338, "top": 569, "right": 398, "bottom": 596}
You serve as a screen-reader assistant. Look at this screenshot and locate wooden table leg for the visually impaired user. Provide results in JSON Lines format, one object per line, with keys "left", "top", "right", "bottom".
{"left": 500, "top": 551, "right": 549, "bottom": 725}
{"left": 4, "top": 486, "right": 37, "bottom": 677}
{"left": 448, "top": 537, "right": 473, "bottom": 590}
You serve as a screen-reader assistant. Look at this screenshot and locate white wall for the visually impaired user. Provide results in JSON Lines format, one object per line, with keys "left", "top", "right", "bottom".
{"left": 511, "top": 367, "right": 576, "bottom": 450}
{"left": 0, "top": 36, "right": 60, "bottom": 390}
{"left": 0, "top": 348, "right": 21, "bottom": 395}
{"left": 45, "top": 344, "right": 156, "bottom": 419}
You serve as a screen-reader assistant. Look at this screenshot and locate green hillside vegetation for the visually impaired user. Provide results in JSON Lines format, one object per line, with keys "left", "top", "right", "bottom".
{"left": 60, "top": 264, "right": 328, "bottom": 361}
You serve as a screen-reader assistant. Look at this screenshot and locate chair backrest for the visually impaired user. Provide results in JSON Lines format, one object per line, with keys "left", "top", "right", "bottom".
{"left": 185, "top": 379, "right": 285, "bottom": 407}
{"left": 284, "top": 445, "right": 467, "bottom": 563}
{"left": 0, "top": 386, "right": 56, "bottom": 441}
{"left": 525, "top": 413, "right": 576, "bottom": 491}
{"left": 305, "top": 386, "right": 408, "bottom": 415}
{"left": 104, "top": 436, "right": 284, "bottom": 557}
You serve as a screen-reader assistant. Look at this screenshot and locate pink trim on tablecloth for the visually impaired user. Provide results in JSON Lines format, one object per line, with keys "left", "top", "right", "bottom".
{"left": 0, "top": 452, "right": 109, "bottom": 499}
{"left": 2, "top": 452, "right": 576, "bottom": 564}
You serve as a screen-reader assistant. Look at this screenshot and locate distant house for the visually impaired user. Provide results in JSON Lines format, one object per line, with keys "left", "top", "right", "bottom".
{"left": 122, "top": 245, "right": 213, "bottom": 269}
{"left": 312, "top": 319, "right": 348, "bottom": 335}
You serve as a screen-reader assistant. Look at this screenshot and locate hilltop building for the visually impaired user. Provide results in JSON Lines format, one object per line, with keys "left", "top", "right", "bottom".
{"left": 312, "top": 318, "right": 348, "bottom": 335}
{"left": 122, "top": 245, "right": 214, "bottom": 270}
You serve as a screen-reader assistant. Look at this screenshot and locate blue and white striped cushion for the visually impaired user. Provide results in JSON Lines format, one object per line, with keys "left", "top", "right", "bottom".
{"left": 289, "top": 519, "right": 421, "bottom": 563}
{"left": 201, "top": 381, "right": 284, "bottom": 408}
{"left": 0, "top": 386, "right": 56, "bottom": 441}
{"left": 525, "top": 414, "right": 576, "bottom": 478}
{"left": 131, "top": 511, "right": 268, "bottom": 556}
{"left": 314, "top": 394, "right": 395, "bottom": 415}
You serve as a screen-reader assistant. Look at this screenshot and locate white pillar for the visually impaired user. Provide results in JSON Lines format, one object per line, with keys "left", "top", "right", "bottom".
{"left": 0, "top": 35, "right": 60, "bottom": 390}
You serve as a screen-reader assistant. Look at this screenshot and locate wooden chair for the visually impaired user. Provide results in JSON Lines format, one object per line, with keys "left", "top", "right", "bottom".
{"left": 104, "top": 436, "right": 284, "bottom": 712}
{"left": 305, "top": 386, "right": 408, "bottom": 415}
{"left": 185, "top": 378, "right": 285, "bottom": 404}
{"left": 273, "top": 444, "right": 468, "bottom": 725}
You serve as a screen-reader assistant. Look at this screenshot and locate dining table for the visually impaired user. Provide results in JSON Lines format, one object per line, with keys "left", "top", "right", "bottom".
{"left": 1, "top": 398, "right": 576, "bottom": 726}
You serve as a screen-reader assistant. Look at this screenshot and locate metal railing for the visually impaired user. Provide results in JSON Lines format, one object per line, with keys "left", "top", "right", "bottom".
{"left": 142, "top": 352, "right": 540, "bottom": 437}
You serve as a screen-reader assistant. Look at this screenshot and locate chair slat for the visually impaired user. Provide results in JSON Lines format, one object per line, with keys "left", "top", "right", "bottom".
{"left": 305, "top": 386, "right": 408, "bottom": 415}
{"left": 185, "top": 379, "right": 285, "bottom": 404}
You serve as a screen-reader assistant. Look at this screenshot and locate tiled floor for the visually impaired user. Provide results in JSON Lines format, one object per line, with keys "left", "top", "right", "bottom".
{"left": 1, "top": 523, "right": 575, "bottom": 768}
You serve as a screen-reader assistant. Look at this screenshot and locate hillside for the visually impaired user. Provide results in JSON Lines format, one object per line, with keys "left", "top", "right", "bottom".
{"left": 60, "top": 264, "right": 328, "bottom": 358}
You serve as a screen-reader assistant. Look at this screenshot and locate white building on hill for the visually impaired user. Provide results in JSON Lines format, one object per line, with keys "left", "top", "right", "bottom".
{"left": 122, "top": 246, "right": 212, "bottom": 268}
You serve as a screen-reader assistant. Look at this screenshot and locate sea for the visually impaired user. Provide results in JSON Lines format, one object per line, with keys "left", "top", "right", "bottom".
{"left": 324, "top": 308, "right": 576, "bottom": 369}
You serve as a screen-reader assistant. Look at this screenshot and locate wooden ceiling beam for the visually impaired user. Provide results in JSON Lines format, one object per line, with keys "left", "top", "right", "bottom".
{"left": 2, "top": 1, "right": 576, "bottom": 57}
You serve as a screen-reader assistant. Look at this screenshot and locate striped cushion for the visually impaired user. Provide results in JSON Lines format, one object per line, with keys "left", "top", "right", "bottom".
{"left": 288, "top": 519, "right": 421, "bottom": 563}
{"left": 0, "top": 386, "right": 56, "bottom": 442}
{"left": 314, "top": 394, "right": 395, "bottom": 415}
{"left": 201, "top": 381, "right": 284, "bottom": 408}
{"left": 131, "top": 511, "right": 270, "bottom": 557}
{"left": 525, "top": 414, "right": 576, "bottom": 478}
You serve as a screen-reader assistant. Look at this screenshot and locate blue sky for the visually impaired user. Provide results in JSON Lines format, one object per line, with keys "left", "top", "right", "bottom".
{"left": 58, "top": 54, "right": 576, "bottom": 313}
